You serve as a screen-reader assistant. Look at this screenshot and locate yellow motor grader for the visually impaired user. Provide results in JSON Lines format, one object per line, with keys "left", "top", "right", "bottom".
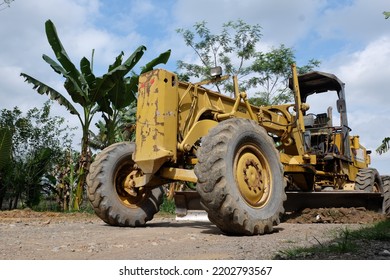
{"left": 86, "top": 65, "right": 390, "bottom": 235}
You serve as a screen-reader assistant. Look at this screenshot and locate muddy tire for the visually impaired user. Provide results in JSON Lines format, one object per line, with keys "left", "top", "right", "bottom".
{"left": 355, "top": 168, "right": 382, "bottom": 193}
{"left": 86, "top": 142, "right": 163, "bottom": 226}
{"left": 381, "top": 176, "right": 390, "bottom": 215}
{"left": 194, "top": 118, "right": 286, "bottom": 236}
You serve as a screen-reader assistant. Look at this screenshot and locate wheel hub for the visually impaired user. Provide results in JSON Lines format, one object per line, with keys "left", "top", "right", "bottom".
{"left": 236, "top": 150, "right": 270, "bottom": 207}
{"left": 115, "top": 164, "right": 145, "bottom": 207}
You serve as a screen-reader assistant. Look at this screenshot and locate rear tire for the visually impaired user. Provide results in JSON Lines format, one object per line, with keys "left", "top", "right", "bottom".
{"left": 355, "top": 168, "right": 382, "bottom": 193}
{"left": 194, "top": 118, "right": 286, "bottom": 235}
{"left": 381, "top": 176, "right": 390, "bottom": 215}
{"left": 86, "top": 142, "right": 163, "bottom": 226}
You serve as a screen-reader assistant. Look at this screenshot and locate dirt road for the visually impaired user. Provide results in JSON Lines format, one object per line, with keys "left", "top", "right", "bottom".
{"left": 1, "top": 209, "right": 387, "bottom": 260}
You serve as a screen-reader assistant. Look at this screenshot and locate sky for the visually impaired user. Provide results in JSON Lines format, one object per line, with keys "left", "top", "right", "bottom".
{"left": 0, "top": 0, "right": 390, "bottom": 175}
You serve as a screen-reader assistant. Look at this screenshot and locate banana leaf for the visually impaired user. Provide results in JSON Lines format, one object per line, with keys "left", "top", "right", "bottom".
{"left": 45, "top": 20, "right": 86, "bottom": 88}
{"left": 128, "top": 49, "right": 171, "bottom": 94}
{"left": 80, "top": 57, "right": 96, "bottom": 90}
{"left": 0, "top": 128, "right": 12, "bottom": 170}
{"left": 106, "top": 81, "right": 131, "bottom": 110}
{"left": 43, "top": 54, "right": 88, "bottom": 106}
{"left": 83, "top": 55, "right": 114, "bottom": 110}
{"left": 140, "top": 49, "right": 171, "bottom": 74}
{"left": 124, "top": 76, "right": 138, "bottom": 98}
{"left": 107, "top": 49, "right": 171, "bottom": 109}
{"left": 20, "top": 73, "right": 80, "bottom": 117}
{"left": 101, "top": 46, "right": 146, "bottom": 109}
{"left": 103, "top": 46, "right": 146, "bottom": 89}
{"left": 108, "top": 51, "right": 125, "bottom": 72}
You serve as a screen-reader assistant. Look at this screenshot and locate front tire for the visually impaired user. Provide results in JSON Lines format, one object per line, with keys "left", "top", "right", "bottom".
{"left": 194, "top": 118, "right": 286, "bottom": 235}
{"left": 86, "top": 142, "right": 163, "bottom": 226}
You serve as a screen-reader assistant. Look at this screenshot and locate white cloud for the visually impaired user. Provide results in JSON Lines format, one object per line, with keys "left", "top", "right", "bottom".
{"left": 319, "top": 35, "right": 390, "bottom": 175}
{"left": 318, "top": 0, "right": 389, "bottom": 44}
{"left": 173, "top": 0, "right": 323, "bottom": 46}
{"left": 336, "top": 36, "right": 390, "bottom": 108}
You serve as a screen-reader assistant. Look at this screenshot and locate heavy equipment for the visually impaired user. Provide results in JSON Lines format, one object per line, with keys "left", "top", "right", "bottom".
{"left": 86, "top": 64, "right": 390, "bottom": 235}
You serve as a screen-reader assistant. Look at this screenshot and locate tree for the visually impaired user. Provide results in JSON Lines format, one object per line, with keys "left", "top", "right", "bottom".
{"left": 21, "top": 20, "right": 170, "bottom": 209}
{"left": 177, "top": 20, "right": 320, "bottom": 104}
{"left": 249, "top": 45, "right": 320, "bottom": 105}
{"left": 89, "top": 102, "right": 137, "bottom": 150}
{"left": 177, "top": 20, "right": 262, "bottom": 95}
{"left": 0, "top": 102, "right": 74, "bottom": 209}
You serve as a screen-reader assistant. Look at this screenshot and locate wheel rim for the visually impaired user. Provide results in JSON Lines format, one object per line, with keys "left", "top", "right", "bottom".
{"left": 114, "top": 161, "right": 146, "bottom": 208}
{"left": 235, "top": 144, "right": 272, "bottom": 208}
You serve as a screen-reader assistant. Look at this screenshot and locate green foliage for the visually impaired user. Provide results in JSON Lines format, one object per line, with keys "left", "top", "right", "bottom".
{"left": 21, "top": 20, "right": 149, "bottom": 128}
{"left": 24, "top": 147, "right": 53, "bottom": 207}
{"left": 249, "top": 45, "right": 320, "bottom": 105}
{"left": 384, "top": 11, "right": 390, "bottom": 19}
{"left": 89, "top": 102, "right": 137, "bottom": 150}
{"left": 93, "top": 49, "right": 171, "bottom": 149}
{"left": 0, "top": 102, "right": 75, "bottom": 210}
{"left": 177, "top": 20, "right": 262, "bottom": 94}
{"left": 0, "top": 127, "right": 12, "bottom": 170}
{"left": 177, "top": 20, "right": 320, "bottom": 104}
{"left": 19, "top": 74, "right": 79, "bottom": 116}
{"left": 21, "top": 19, "right": 171, "bottom": 209}
{"left": 21, "top": 20, "right": 101, "bottom": 209}
{"left": 159, "top": 195, "right": 176, "bottom": 215}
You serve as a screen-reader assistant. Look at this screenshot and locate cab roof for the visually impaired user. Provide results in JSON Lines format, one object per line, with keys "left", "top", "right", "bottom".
{"left": 289, "top": 71, "right": 344, "bottom": 102}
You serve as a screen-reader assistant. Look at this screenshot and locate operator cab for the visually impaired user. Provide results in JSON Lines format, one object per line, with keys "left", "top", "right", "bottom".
{"left": 289, "top": 71, "right": 351, "bottom": 163}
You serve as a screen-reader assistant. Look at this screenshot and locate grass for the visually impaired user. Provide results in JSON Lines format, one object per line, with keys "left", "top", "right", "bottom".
{"left": 159, "top": 195, "right": 176, "bottom": 214}
{"left": 276, "top": 219, "right": 390, "bottom": 259}
{"left": 348, "top": 219, "right": 390, "bottom": 241}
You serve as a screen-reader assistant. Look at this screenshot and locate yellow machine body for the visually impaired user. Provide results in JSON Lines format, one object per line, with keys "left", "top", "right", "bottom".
{"left": 133, "top": 66, "right": 372, "bottom": 194}
{"left": 87, "top": 64, "right": 387, "bottom": 235}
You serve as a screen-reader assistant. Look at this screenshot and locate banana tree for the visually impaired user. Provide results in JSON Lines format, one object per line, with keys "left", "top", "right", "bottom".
{"left": 96, "top": 49, "right": 171, "bottom": 148}
{"left": 21, "top": 19, "right": 170, "bottom": 209}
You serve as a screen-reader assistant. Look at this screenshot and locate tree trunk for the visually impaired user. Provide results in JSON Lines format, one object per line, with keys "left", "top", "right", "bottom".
{"left": 12, "top": 192, "right": 19, "bottom": 209}
{"left": 72, "top": 133, "right": 91, "bottom": 210}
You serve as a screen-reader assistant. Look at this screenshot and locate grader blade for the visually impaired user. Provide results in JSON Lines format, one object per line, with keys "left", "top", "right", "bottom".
{"left": 174, "top": 191, "right": 384, "bottom": 217}
{"left": 284, "top": 191, "right": 383, "bottom": 212}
